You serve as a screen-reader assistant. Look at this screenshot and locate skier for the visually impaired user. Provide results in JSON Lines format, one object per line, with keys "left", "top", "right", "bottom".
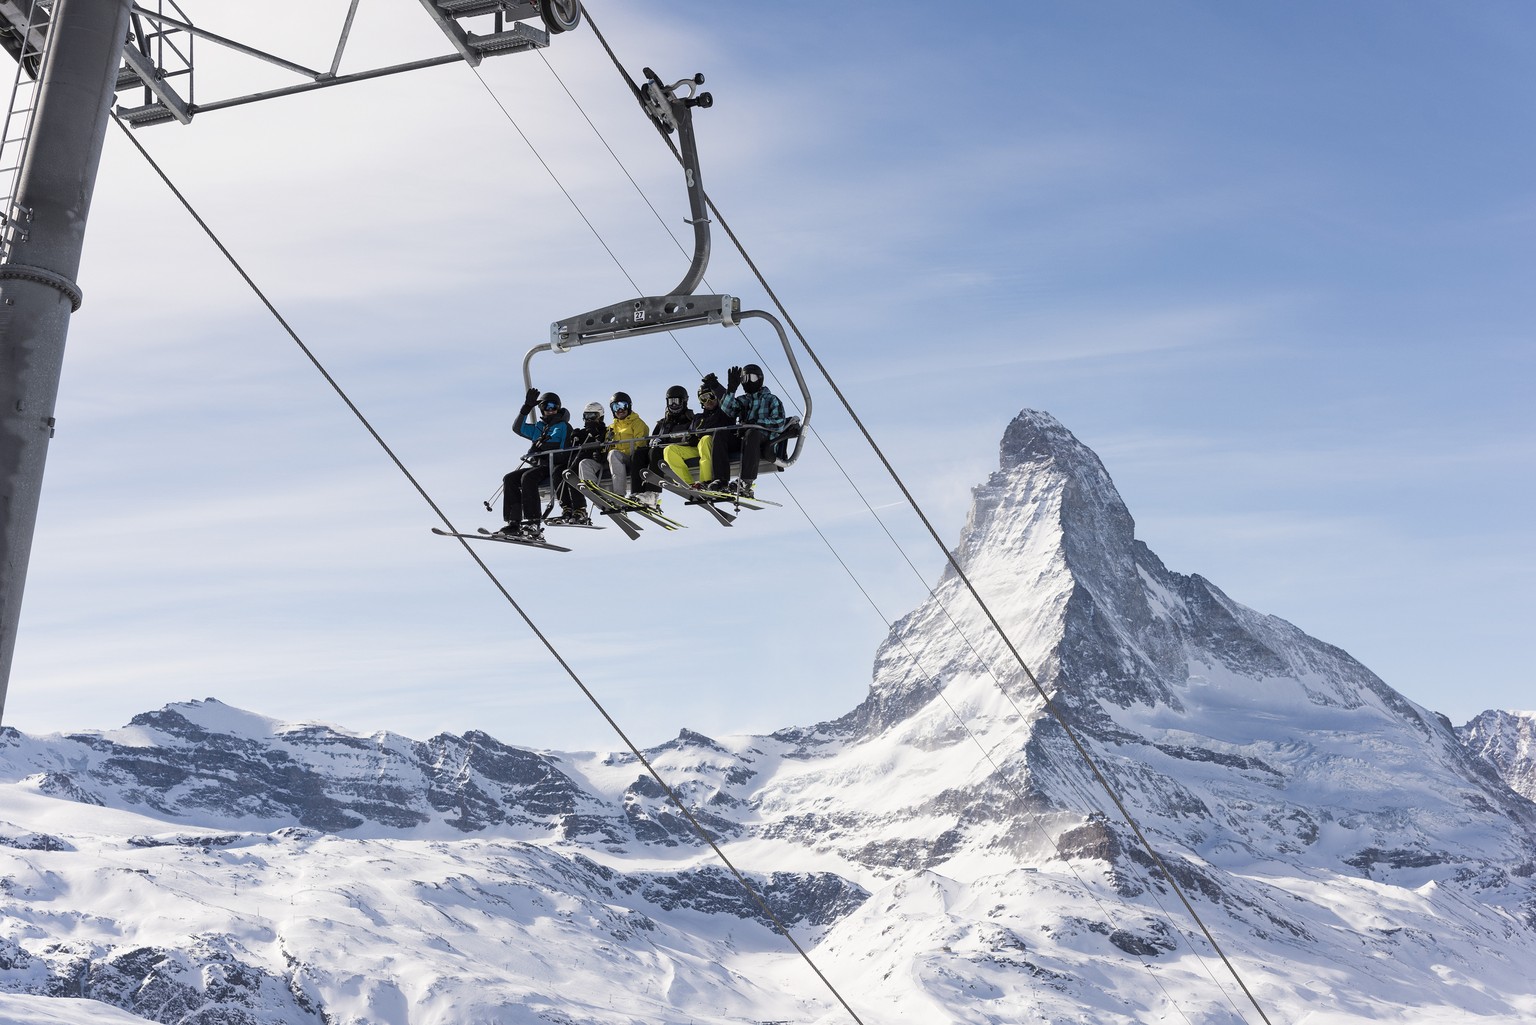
{"left": 548, "top": 401, "right": 605, "bottom": 526}
{"left": 498, "top": 387, "right": 570, "bottom": 542}
{"left": 601, "top": 391, "right": 649, "bottom": 502}
{"left": 718, "top": 363, "right": 787, "bottom": 498}
{"left": 643, "top": 384, "right": 694, "bottom": 504}
{"left": 663, "top": 373, "right": 732, "bottom": 487}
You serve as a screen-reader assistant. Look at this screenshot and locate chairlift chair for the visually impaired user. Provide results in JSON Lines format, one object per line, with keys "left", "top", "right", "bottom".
{"left": 518, "top": 68, "right": 811, "bottom": 505}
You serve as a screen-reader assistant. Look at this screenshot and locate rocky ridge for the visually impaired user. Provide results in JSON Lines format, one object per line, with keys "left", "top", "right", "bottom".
{"left": 1459, "top": 709, "right": 1536, "bottom": 802}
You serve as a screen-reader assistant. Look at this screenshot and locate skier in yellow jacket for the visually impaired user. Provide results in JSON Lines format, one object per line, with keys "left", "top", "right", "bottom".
{"left": 601, "top": 390, "right": 649, "bottom": 500}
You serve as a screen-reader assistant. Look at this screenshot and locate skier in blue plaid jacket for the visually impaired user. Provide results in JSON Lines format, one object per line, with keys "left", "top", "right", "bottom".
{"left": 717, "top": 363, "right": 787, "bottom": 498}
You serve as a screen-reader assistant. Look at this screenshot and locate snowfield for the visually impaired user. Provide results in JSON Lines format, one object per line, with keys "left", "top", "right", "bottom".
{"left": 2, "top": 410, "right": 1534, "bottom": 1025}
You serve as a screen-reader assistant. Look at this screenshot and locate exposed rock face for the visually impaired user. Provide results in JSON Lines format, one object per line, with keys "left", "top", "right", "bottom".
{"left": 1, "top": 409, "right": 1533, "bottom": 1025}
{"left": 796, "top": 412, "right": 1536, "bottom": 870}
{"left": 1460, "top": 709, "right": 1536, "bottom": 801}
{"left": 9, "top": 704, "right": 613, "bottom": 839}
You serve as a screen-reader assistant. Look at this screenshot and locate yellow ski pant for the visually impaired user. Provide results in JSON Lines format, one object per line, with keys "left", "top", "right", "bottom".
{"left": 663, "top": 437, "right": 718, "bottom": 484}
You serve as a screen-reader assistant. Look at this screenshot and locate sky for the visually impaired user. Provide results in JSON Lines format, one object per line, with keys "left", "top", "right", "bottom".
{"left": 3, "top": 0, "right": 1532, "bottom": 752}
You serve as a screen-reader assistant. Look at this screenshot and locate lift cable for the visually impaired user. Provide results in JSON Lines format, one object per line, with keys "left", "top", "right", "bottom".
{"left": 110, "top": 113, "right": 869, "bottom": 1025}
{"left": 577, "top": 10, "right": 1276, "bottom": 1025}
{"left": 466, "top": 64, "right": 703, "bottom": 381}
{"left": 534, "top": 49, "right": 681, "bottom": 270}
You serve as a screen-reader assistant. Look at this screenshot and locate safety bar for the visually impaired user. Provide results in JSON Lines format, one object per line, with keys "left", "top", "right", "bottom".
{"left": 520, "top": 304, "right": 810, "bottom": 468}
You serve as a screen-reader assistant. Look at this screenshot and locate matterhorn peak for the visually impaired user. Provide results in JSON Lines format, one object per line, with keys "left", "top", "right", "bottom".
{"left": 999, "top": 407, "right": 1114, "bottom": 481}
{"left": 847, "top": 408, "right": 1536, "bottom": 842}
{"left": 849, "top": 410, "right": 1145, "bottom": 736}
{"left": 949, "top": 409, "right": 1135, "bottom": 588}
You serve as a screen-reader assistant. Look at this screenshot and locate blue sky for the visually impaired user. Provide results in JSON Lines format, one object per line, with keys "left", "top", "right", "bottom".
{"left": 5, "top": 1, "right": 1532, "bottom": 749}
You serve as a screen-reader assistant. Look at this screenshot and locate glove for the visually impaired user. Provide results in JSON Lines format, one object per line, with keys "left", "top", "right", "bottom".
{"left": 727, "top": 366, "right": 742, "bottom": 392}
{"left": 702, "top": 372, "right": 723, "bottom": 393}
{"left": 518, "top": 385, "right": 539, "bottom": 418}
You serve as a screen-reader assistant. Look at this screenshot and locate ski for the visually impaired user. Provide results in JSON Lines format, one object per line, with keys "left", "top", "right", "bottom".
{"left": 565, "top": 470, "right": 654, "bottom": 537}
{"left": 544, "top": 518, "right": 605, "bottom": 530}
{"left": 641, "top": 471, "right": 738, "bottom": 526}
{"left": 644, "top": 471, "right": 780, "bottom": 511}
{"left": 561, "top": 472, "right": 647, "bottom": 539}
{"left": 575, "top": 475, "right": 687, "bottom": 531}
{"left": 698, "top": 484, "right": 780, "bottom": 508}
{"left": 431, "top": 527, "right": 571, "bottom": 552}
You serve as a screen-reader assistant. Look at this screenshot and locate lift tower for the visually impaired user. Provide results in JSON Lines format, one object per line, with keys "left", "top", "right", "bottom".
{"left": 0, "top": 1, "right": 580, "bottom": 722}
{"left": 0, "top": 0, "right": 132, "bottom": 721}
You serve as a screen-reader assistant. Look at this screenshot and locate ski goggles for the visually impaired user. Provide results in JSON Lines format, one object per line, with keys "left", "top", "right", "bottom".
{"left": 541, "top": 399, "right": 560, "bottom": 412}
{"left": 697, "top": 390, "right": 718, "bottom": 403}
{"left": 666, "top": 396, "right": 685, "bottom": 410}
{"left": 743, "top": 370, "right": 762, "bottom": 384}
{"left": 610, "top": 401, "right": 631, "bottom": 413}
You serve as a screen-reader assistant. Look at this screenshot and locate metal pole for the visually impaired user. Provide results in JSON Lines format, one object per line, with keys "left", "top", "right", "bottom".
{"left": 0, "top": 0, "right": 132, "bottom": 721}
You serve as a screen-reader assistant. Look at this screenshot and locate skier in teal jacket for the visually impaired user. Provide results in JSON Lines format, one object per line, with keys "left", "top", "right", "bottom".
{"left": 499, "top": 387, "right": 570, "bottom": 542}
{"left": 718, "top": 363, "right": 786, "bottom": 498}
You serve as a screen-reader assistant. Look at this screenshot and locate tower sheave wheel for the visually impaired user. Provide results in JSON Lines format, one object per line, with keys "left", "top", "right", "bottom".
{"left": 539, "top": 0, "right": 581, "bottom": 33}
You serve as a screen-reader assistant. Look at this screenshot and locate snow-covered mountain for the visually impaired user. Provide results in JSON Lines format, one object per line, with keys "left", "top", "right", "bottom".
{"left": 1459, "top": 709, "right": 1536, "bottom": 802}
{"left": 3, "top": 408, "right": 1534, "bottom": 1025}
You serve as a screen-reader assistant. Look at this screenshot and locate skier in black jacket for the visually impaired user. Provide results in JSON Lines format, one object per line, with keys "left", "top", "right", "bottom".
{"left": 662, "top": 373, "right": 733, "bottom": 487}
{"left": 640, "top": 384, "right": 693, "bottom": 507}
{"left": 548, "top": 401, "right": 606, "bottom": 525}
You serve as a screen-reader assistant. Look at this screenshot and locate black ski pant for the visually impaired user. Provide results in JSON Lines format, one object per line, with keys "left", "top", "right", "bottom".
{"left": 502, "top": 464, "right": 551, "bottom": 525}
{"left": 735, "top": 427, "right": 772, "bottom": 481}
{"left": 644, "top": 443, "right": 674, "bottom": 491}
{"left": 704, "top": 429, "right": 741, "bottom": 486}
{"left": 553, "top": 454, "right": 585, "bottom": 512}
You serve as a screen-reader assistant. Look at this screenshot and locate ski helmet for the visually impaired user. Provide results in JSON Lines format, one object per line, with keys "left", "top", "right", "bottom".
{"left": 665, "top": 384, "right": 688, "bottom": 412}
{"left": 538, "top": 391, "right": 562, "bottom": 415}
{"left": 583, "top": 401, "right": 604, "bottom": 422}
{"left": 741, "top": 364, "right": 765, "bottom": 394}
{"left": 698, "top": 373, "right": 722, "bottom": 403}
{"left": 610, "top": 391, "right": 632, "bottom": 415}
